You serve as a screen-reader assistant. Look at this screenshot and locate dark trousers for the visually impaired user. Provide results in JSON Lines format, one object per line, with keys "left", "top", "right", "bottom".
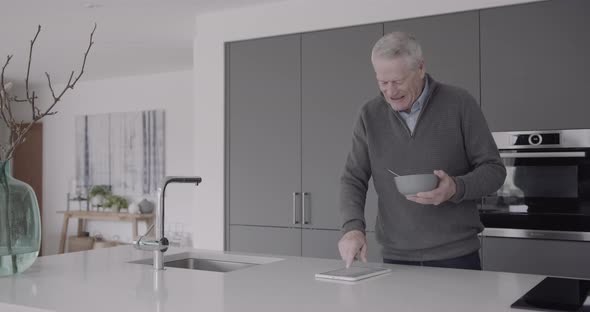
{"left": 383, "top": 251, "right": 482, "bottom": 270}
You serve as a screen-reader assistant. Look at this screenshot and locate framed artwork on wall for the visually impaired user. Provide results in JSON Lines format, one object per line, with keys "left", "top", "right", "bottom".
{"left": 74, "top": 110, "right": 165, "bottom": 198}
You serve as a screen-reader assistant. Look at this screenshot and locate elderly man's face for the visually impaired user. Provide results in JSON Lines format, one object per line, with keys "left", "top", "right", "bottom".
{"left": 372, "top": 56, "right": 425, "bottom": 112}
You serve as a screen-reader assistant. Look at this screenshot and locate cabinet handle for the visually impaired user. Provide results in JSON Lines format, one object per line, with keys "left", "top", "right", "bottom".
{"left": 302, "top": 192, "right": 310, "bottom": 225}
{"left": 292, "top": 192, "right": 300, "bottom": 224}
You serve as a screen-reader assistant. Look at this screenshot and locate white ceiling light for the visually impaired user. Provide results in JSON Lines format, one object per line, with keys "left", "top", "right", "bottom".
{"left": 84, "top": 3, "right": 103, "bottom": 9}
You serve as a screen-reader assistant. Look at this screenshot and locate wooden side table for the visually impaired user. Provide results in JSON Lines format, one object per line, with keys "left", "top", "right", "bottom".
{"left": 57, "top": 210, "right": 155, "bottom": 254}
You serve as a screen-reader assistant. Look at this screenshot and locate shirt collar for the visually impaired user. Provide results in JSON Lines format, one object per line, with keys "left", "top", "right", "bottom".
{"left": 414, "top": 77, "right": 429, "bottom": 113}
{"left": 401, "top": 77, "right": 429, "bottom": 116}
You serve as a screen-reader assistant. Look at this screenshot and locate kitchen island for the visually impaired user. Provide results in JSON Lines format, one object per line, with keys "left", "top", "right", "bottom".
{"left": 0, "top": 246, "right": 544, "bottom": 312}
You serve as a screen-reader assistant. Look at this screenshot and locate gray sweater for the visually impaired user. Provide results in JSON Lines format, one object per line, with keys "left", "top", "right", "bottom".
{"left": 340, "top": 74, "right": 506, "bottom": 261}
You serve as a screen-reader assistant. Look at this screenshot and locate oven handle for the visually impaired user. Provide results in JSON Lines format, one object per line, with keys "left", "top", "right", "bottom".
{"left": 483, "top": 228, "right": 590, "bottom": 242}
{"left": 500, "top": 151, "right": 586, "bottom": 158}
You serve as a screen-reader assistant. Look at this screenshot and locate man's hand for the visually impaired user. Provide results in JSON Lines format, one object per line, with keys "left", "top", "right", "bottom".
{"left": 338, "top": 230, "right": 368, "bottom": 268}
{"left": 406, "top": 170, "right": 456, "bottom": 205}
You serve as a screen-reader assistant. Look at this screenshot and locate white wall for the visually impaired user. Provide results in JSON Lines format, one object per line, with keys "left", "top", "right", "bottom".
{"left": 42, "top": 70, "right": 196, "bottom": 255}
{"left": 192, "top": 0, "right": 543, "bottom": 250}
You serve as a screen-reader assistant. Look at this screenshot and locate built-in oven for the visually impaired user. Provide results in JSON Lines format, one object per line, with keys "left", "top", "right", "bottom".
{"left": 480, "top": 129, "right": 590, "bottom": 241}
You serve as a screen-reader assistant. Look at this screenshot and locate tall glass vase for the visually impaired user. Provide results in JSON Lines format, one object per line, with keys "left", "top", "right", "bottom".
{"left": 0, "top": 160, "right": 41, "bottom": 276}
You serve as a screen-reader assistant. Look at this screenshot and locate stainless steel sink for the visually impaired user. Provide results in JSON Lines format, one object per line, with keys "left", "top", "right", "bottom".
{"left": 129, "top": 251, "right": 282, "bottom": 273}
{"left": 164, "top": 258, "right": 257, "bottom": 272}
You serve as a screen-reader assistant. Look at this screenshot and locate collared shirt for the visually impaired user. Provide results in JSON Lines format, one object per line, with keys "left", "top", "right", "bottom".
{"left": 398, "top": 77, "right": 429, "bottom": 134}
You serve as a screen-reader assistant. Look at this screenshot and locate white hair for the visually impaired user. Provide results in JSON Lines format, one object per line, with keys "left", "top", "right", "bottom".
{"left": 371, "top": 31, "right": 423, "bottom": 69}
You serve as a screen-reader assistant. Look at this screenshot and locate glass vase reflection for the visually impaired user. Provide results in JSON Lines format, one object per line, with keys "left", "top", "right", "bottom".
{"left": 0, "top": 160, "right": 41, "bottom": 276}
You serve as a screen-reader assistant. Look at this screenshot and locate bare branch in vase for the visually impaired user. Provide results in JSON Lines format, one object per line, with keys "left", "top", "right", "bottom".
{"left": 0, "top": 23, "right": 96, "bottom": 161}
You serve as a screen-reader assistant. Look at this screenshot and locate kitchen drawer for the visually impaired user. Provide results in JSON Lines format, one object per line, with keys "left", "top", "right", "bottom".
{"left": 482, "top": 235, "right": 590, "bottom": 279}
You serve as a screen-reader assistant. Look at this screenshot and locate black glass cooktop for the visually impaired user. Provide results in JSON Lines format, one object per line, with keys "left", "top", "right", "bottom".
{"left": 512, "top": 277, "right": 590, "bottom": 311}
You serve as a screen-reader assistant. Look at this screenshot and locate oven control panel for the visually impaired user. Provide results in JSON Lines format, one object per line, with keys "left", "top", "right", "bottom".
{"left": 511, "top": 133, "right": 560, "bottom": 146}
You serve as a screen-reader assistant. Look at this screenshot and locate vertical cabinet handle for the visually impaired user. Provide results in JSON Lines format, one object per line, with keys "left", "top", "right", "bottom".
{"left": 292, "top": 192, "right": 300, "bottom": 224}
{"left": 302, "top": 192, "right": 310, "bottom": 225}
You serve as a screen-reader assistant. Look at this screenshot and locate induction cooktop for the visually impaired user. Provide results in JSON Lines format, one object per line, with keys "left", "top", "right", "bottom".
{"left": 512, "top": 277, "right": 590, "bottom": 311}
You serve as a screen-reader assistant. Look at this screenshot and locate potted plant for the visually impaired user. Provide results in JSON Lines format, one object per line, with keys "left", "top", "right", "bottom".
{"left": 103, "top": 195, "right": 128, "bottom": 213}
{"left": 89, "top": 185, "right": 111, "bottom": 207}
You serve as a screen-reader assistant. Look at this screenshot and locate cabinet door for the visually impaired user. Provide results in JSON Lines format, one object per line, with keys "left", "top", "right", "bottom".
{"left": 302, "top": 229, "right": 382, "bottom": 263}
{"left": 385, "top": 11, "right": 480, "bottom": 103}
{"left": 229, "top": 225, "right": 301, "bottom": 257}
{"left": 301, "top": 24, "right": 381, "bottom": 231}
{"left": 228, "top": 35, "right": 302, "bottom": 227}
{"left": 480, "top": 0, "right": 590, "bottom": 131}
{"left": 482, "top": 236, "right": 590, "bottom": 279}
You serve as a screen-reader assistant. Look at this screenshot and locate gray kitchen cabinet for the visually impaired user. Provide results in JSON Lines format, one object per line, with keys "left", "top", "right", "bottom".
{"left": 480, "top": 0, "right": 590, "bottom": 131}
{"left": 230, "top": 225, "right": 383, "bottom": 263}
{"left": 228, "top": 34, "right": 302, "bottom": 228}
{"left": 385, "top": 11, "right": 480, "bottom": 103}
{"left": 301, "top": 24, "right": 382, "bottom": 232}
{"left": 229, "top": 225, "right": 301, "bottom": 257}
{"left": 482, "top": 236, "right": 590, "bottom": 279}
{"left": 302, "top": 229, "right": 381, "bottom": 262}
{"left": 228, "top": 10, "right": 487, "bottom": 260}
{"left": 228, "top": 25, "right": 387, "bottom": 257}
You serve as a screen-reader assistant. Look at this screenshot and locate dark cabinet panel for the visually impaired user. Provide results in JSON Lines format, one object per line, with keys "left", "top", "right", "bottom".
{"left": 480, "top": 0, "right": 590, "bottom": 131}
{"left": 301, "top": 24, "right": 382, "bottom": 231}
{"left": 229, "top": 225, "right": 301, "bottom": 257}
{"left": 385, "top": 11, "right": 480, "bottom": 103}
{"left": 228, "top": 35, "right": 302, "bottom": 227}
{"left": 482, "top": 236, "right": 590, "bottom": 279}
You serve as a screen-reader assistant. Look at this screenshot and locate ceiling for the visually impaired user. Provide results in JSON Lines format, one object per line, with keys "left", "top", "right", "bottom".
{"left": 0, "top": 0, "right": 282, "bottom": 89}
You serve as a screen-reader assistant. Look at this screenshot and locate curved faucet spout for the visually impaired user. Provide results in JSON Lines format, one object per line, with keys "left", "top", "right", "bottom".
{"left": 157, "top": 176, "right": 202, "bottom": 247}
{"left": 152, "top": 176, "right": 202, "bottom": 270}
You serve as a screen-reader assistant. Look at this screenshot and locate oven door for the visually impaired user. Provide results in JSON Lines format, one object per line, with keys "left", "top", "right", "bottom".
{"left": 480, "top": 149, "right": 590, "bottom": 232}
{"left": 484, "top": 150, "right": 590, "bottom": 211}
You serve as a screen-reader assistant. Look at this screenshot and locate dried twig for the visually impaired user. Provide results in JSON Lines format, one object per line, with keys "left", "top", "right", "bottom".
{"left": 25, "top": 26, "right": 41, "bottom": 120}
{"left": 0, "top": 23, "right": 96, "bottom": 161}
{"left": 0, "top": 56, "right": 14, "bottom": 126}
{"left": 42, "top": 23, "right": 96, "bottom": 120}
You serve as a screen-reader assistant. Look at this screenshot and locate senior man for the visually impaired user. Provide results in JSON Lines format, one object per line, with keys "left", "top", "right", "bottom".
{"left": 338, "top": 31, "right": 506, "bottom": 270}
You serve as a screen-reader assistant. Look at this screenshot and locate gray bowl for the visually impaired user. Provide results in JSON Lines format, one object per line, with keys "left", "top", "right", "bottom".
{"left": 394, "top": 173, "right": 439, "bottom": 196}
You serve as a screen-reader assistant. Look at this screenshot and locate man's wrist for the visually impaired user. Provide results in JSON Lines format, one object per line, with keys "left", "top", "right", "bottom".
{"left": 341, "top": 219, "right": 366, "bottom": 235}
{"left": 449, "top": 176, "right": 465, "bottom": 203}
{"left": 449, "top": 176, "right": 457, "bottom": 199}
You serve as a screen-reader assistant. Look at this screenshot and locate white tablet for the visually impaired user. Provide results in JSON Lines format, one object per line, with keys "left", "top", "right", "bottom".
{"left": 315, "top": 266, "right": 391, "bottom": 282}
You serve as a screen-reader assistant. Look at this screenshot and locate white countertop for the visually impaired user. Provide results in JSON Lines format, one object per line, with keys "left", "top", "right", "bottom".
{"left": 0, "top": 246, "right": 545, "bottom": 312}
